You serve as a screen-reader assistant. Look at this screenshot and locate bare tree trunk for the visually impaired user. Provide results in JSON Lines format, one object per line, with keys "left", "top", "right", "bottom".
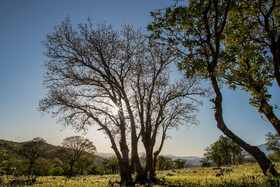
{"left": 119, "top": 162, "right": 132, "bottom": 185}
{"left": 119, "top": 131, "right": 133, "bottom": 184}
{"left": 28, "top": 160, "right": 34, "bottom": 176}
{"left": 130, "top": 122, "right": 145, "bottom": 182}
{"left": 100, "top": 123, "right": 133, "bottom": 184}
{"left": 150, "top": 126, "right": 167, "bottom": 179}
{"left": 141, "top": 134, "right": 151, "bottom": 181}
{"left": 68, "top": 162, "right": 74, "bottom": 178}
{"left": 210, "top": 75, "right": 278, "bottom": 176}
{"left": 122, "top": 93, "right": 145, "bottom": 181}
{"left": 144, "top": 145, "right": 155, "bottom": 180}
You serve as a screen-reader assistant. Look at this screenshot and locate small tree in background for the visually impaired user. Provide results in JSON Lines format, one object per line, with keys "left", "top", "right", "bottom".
{"left": 201, "top": 159, "right": 212, "bottom": 167}
{"left": 266, "top": 132, "right": 280, "bottom": 161}
{"left": 33, "top": 157, "right": 53, "bottom": 176}
{"left": 204, "top": 136, "right": 243, "bottom": 166}
{"left": 173, "top": 159, "right": 187, "bottom": 169}
{"left": 156, "top": 156, "right": 173, "bottom": 171}
{"left": 75, "top": 154, "right": 96, "bottom": 175}
{"left": 54, "top": 136, "right": 96, "bottom": 177}
{"left": 98, "top": 157, "right": 119, "bottom": 174}
{"left": 16, "top": 137, "right": 47, "bottom": 175}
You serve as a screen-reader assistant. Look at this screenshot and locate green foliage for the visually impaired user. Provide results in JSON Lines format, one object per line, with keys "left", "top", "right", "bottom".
{"left": 266, "top": 132, "right": 280, "bottom": 161}
{"left": 156, "top": 156, "right": 187, "bottom": 171}
{"left": 201, "top": 159, "right": 212, "bottom": 167}
{"left": 149, "top": 0, "right": 279, "bottom": 114}
{"left": 173, "top": 158, "right": 187, "bottom": 169}
{"left": 50, "top": 165, "right": 64, "bottom": 176}
{"left": 15, "top": 137, "right": 48, "bottom": 176}
{"left": 148, "top": 0, "right": 232, "bottom": 79}
{"left": 97, "top": 157, "right": 119, "bottom": 175}
{"left": 34, "top": 157, "right": 54, "bottom": 176}
{"left": 75, "top": 154, "right": 96, "bottom": 175}
{"left": 2, "top": 157, "right": 25, "bottom": 176}
{"left": 224, "top": 1, "right": 279, "bottom": 113}
{"left": 156, "top": 156, "right": 174, "bottom": 171}
{"left": 49, "top": 136, "right": 97, "bottom": 178}
{"left": 0, "top": 139, "right": 22, "bottom": 175}
{"left": 0, "top": 138, "right": 101, "bottom": 177}
{"left": 204, "top": 136, "right": 244, "bottom": 166}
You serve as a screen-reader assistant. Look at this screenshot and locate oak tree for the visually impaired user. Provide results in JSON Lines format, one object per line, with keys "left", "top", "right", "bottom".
{"left": 204, "top": 136, "right": 243, "bottom": 166}
{"left": 148, "top": 0, "right": 278, "bottom": 176}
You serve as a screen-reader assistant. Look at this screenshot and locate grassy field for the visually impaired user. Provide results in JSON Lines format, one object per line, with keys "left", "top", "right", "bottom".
{"left": 1, "top": 163, "right": 280, "bottom": 186}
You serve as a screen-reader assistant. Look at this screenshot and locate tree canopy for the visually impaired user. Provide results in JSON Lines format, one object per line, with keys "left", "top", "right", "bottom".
{"left": 266, "top": 132, "right": 280, "bottom": 161}
{"left": 40, "top": 18, "right": 204, "bottom": 184}
{"left": 53, "top": 136, "right": 96, "bottom": 177}
{"left": 204, "top": 136, "right": 243, "bottom": 166}
{"left": 224, "top": 0, "right": 280, "bottom": 135}
{"left": 148, "top": 0, "right": 278, "bottom": 176}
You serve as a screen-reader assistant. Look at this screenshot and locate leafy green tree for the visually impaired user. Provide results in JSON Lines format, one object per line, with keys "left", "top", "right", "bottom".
{"left": 75, "top": 154, "right": 96, "bottom": 175}
{"left": 148, "top": 0, "right": 277, "bottom": 176}
{"left": 33, "top": 157, "right": 53, "bottom": 176}
{"left": 3, "top": 157, "right": 25, "bottom": 176}
{"left": 224, "top": 0, "right": 280, "bottom": 135}
{"left": 266, "top": 132, "right": 280, "bottom": 161}
{"left": 173, "top": 158, "right": 187, "bottom": 169}
{"left": 201, "top": 159, "right": 212, "bottom": 167}
{"left": 16, "top": 137, "right": 47, "bottom": 175}
{"left": 50, "top": 165, "right": 64, "bottom": 176}
{"left": 54, "top": 136, "right": 96, "bottom": 178}
{"left": 156, "top": 156, "right": 173, "bottom": 171}
{"left": 204, "top": 136, "right": 242, "bottom": 166}
{"left": 98, "top": 157, "right": 119, "bottom": 174}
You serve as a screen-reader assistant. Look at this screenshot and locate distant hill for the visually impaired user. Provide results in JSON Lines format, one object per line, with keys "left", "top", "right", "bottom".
{"left": 92, "top": 146, "right": 276, "bottom": 167}
{"left": 0, "top": 139, "right": 102, "bottom": 163}
{"left": 0, "top": 138, "right": 273, "bottom": 167}
{"left": 0, "top": 139, "right": 22, "bottom": 162}
{"left": 162, "top": 154, "right": 204, "bottom": 166}
{"left": 95, "top": 151, "right": 204, "bottom": 167}
{"left": 95, "top": 152, "right": 116, "bottom": 158}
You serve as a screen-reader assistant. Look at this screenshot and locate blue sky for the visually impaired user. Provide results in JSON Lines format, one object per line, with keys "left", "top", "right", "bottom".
{"left": 0, "top": 0, "right": 279, "bottom": 157}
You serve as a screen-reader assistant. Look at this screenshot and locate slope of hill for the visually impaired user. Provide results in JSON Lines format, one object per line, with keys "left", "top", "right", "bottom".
{"left": 163, "top": 154, "right": 204, "bottom": 166}
{"left": 0, "top": 138, "right": 273, "bottom": 167}
{"left": 0, "top": 139, "right": 102, "bottom": 163}
{"left": 0, "top": 139, "right": 21, "bottom": 162}
{"left": 95, "top": 152, "right": 204, "bottom": 166}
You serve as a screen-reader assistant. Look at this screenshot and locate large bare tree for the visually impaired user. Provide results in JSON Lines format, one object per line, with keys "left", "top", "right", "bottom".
{"left": 40, "top": 18, "right": 204, "bottom": 183}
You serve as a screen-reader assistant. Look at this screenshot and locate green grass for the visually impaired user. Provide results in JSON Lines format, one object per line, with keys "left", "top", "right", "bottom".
{"left": 156, "top": 163, "right": 279, "bottom": 186}
{"left": 1, "top": 163, "right": 280, "bottom": 186}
